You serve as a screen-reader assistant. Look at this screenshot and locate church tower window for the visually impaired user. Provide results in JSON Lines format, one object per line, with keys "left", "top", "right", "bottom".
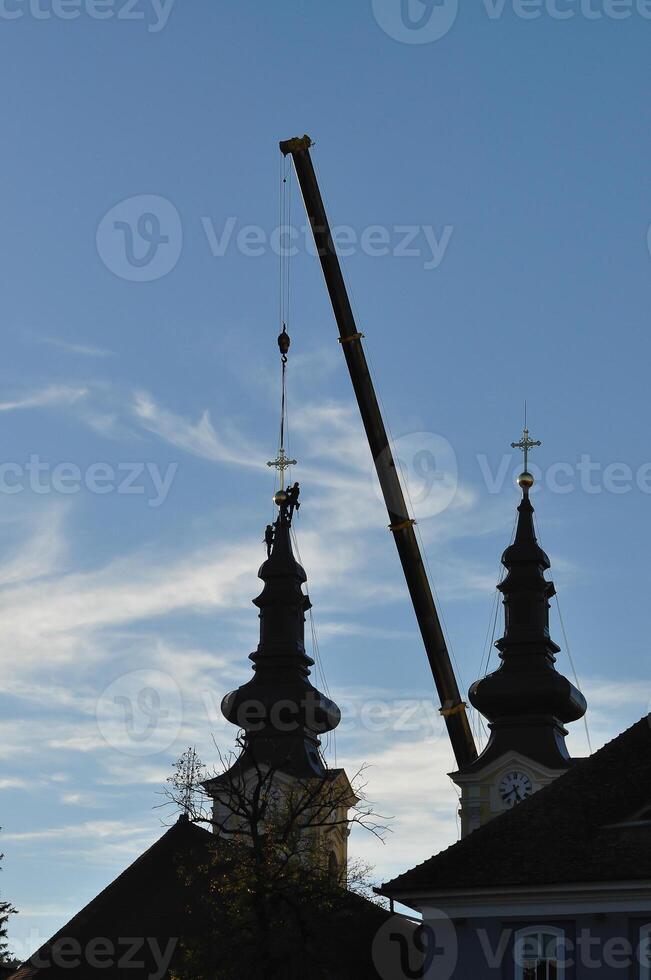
{"left": 515, "top": 927, "right": 565, "bottom": 980}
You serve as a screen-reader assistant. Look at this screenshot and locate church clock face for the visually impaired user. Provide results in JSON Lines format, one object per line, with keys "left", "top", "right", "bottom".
{"left": 499, "top": 771, "right": 533, "bottom": 808}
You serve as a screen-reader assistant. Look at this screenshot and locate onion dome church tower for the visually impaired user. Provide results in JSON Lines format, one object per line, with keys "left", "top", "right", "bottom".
{"left": 203, "top": 330, "right": 356, "bottom": 879}
{"left": 452, "top": 429, "right": 587, "bottom": 837}
{"left": 215, "top": 490, "right": 342, "bottom": 779}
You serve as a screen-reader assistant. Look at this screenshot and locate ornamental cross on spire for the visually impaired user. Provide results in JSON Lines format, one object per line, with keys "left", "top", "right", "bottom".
{"left": 511, "top": 427, "right": 541, "bottom": 473}
{"left": 267, "top": 447, "right": 297, "bottom": 492}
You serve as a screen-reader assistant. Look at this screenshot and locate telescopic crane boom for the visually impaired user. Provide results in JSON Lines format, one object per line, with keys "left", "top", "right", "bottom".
{"left": 280, "top": 135, "right": 477, "bottom": 770}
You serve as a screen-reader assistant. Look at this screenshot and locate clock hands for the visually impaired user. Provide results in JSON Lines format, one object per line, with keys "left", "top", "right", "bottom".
{"left": 500, "top": 773, "right": 532, "bottom": 807}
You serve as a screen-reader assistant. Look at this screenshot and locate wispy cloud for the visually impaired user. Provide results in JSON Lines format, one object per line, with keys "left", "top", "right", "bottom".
{"left": 58, "top": 789, "right": 120, "bottom": 809}
{"left": 0, "top": 532, "right": 261, "bottom": 689}
{"left": 0, "top": 503, "right": 68, "bottom": 586}
{"left": 0, "top": 777, "right": 31, "bottom": 790}
{"left": 35, "top": 336, "right": 115, "bottom": 358}
{"left": 132, "top": 390, "right": 265, "bottom": 469}
{"left": 0, "top": 385, "right": 88, "bottom": 413}
{"left": 3, "top": 818, "right": 157, "bottom": 860}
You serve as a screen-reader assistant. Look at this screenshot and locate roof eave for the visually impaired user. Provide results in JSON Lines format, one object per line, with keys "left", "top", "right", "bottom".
{"left": 376, "top": 879, "right": 651, "bottom": 917}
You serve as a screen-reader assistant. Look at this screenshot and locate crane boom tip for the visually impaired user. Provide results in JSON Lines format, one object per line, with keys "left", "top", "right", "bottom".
{"left": 279, "top": 135, "right": 313, "bottom": 156}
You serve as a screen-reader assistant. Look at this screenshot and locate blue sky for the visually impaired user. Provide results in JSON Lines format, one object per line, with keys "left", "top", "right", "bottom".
{"left": 1, "top": 0, "right": 651, "bottom": 958}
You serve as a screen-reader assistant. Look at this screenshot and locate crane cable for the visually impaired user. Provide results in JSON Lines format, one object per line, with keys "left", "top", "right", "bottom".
{"left": 273, "top": 157, "right": 294, "bottom": 502}
{"left": 278, "top": 158, "right": 290, "bottom": 458}
{"left": 277, "top": 158, "right": 334, "bottom": 765}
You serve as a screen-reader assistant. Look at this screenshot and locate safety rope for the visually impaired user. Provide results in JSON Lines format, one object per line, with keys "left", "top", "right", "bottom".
{"left": 532, "top": 512, "right": 593, "bottom": 755}
{"left": 555, "top": 594, "right": 593, "bottom": 755}
{"left": 290, "top": 525, "right": 337, "bottom": 767}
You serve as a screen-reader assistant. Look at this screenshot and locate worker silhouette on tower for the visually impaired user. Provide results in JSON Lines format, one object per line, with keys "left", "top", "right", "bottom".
{"left": 264, "top": 524, "right": 275, "bottom": 558}
{"left": 286, "top": 482, "right": 300, "bottom": 523}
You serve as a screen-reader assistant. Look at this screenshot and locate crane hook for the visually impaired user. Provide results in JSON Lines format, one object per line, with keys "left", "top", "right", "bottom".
{"left": 278, "top": 324, "right": 290, "bottom": 363}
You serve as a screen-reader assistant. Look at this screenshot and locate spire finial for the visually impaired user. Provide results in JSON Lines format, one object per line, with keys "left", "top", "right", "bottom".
{"left": 267, "top": 447, "right": 297, "bottom": 492}
{"left": 511, "top": 412, "right": 541, "bottom": 492}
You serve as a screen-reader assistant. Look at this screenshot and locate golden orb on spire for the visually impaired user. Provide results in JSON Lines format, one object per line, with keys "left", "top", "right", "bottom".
{"left": 512, "top": 422, "right": 541, "bottom": 494}
{"left": 273, "top": 489, "right": 288, "bottom": 507}
{"left": 517, "top": 471, "right": 535, "bottom": 491}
